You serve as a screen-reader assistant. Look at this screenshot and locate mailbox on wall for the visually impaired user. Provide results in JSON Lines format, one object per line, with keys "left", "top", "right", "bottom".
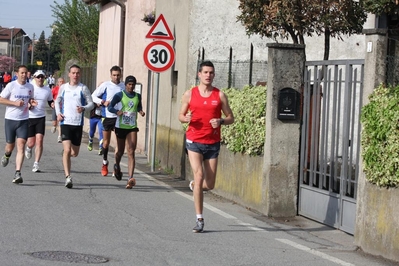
{"left": 278, "top": 88, "right": 299, "bottom": 120}
{"left": 135, "top": 83, "right": 142, "bottom": 94}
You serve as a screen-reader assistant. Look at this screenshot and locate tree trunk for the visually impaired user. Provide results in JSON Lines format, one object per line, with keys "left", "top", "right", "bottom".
{"left": 323, "top": 29, "right": 331, "bottom": 61}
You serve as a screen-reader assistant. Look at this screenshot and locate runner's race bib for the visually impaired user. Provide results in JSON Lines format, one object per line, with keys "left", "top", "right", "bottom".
{"left": 122, "top": 111, "right": 136, "bottom": 126}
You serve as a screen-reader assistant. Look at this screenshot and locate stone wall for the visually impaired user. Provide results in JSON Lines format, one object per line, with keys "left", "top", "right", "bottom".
{"left": 262, "top": 43, "right": 305, "bottom": 217}
{"left": 212, "top": 146, "right": 265, "bottom": 211}
{"left": 355, "top": 183, "right": 399, "bottom": 262}
{"left": 355, "top": 29, "right": 399, "bottom": 262}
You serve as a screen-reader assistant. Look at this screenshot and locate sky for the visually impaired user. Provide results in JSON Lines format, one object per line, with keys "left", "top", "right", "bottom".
{"left": 0, "top": 0, "right": 55, "bottom": 39}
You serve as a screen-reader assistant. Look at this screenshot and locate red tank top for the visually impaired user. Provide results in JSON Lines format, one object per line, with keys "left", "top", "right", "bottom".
{"left": 186, "top": 86, "right": 222, "bottom": 144}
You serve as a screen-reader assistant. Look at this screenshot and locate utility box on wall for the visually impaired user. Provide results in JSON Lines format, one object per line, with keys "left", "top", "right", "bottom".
{"left": 277, "top": 87, "right": 299, "bottom": 120}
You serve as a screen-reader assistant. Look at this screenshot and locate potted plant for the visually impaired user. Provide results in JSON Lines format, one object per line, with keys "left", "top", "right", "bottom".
{"left": 142, "top": 10, "right": 156, "bottom": 26}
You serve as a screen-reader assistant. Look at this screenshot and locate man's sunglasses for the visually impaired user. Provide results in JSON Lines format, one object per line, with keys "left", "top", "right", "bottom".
{"left": 36, "top": 76, "right": 45, "bottom": 79}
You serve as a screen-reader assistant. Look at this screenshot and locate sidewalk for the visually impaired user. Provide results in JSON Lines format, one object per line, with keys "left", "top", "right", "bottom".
{"left": 132, "top": 152, "right": 395, "bottom": 265}
{"left": 79, "top": 117, "right": 395, "bottom": 265}
{"left": 133, "top": 153, "right": 358, "bottom": 253}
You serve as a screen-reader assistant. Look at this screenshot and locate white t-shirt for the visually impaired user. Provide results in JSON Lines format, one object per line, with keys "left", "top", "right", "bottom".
{"left": 0, "top": 80, "right": 34, "bottom": 120}
{"left": 29, "top": 85, "right": 53, "bottom": 118}
{"left": 48, "top": 77, "right": 55, "bottom": 85}
{"left": 56, "top": 83, "right": 93, "bottom": 126}
{"left": 92, "top": 80, "right": 124, "bottom": 118}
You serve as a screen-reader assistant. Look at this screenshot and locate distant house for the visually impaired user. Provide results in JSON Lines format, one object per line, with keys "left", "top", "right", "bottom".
{"left": 0, "top": 27, "right": 31, "bottom": 66}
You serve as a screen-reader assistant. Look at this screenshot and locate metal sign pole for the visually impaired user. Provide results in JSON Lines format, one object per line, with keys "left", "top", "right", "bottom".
{"left": 150, "top": 72, "right": 160, "bottom": 172}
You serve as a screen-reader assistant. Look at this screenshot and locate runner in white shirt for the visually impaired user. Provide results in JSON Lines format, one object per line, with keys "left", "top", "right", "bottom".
{"left": 91, "top": 65, "right": 124, "bottom": 177}
{"left": 25, "top": 70, "right": 54, "bottom": 173}
{"left": 0, "top": 65, "right": 37, "bottom": 184}
{"left": 55, "top": 64, "right": 94, "bottom": 188}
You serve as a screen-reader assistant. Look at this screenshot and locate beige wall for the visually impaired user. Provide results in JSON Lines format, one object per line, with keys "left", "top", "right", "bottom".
{"left": 95, "top": 0, "right": 155, "bottom": 153}
{"left": 149, "top": 0, "right": 191, "bottom": 172}
{"left": 123, "top": 0, "right": 156, "bottom": 153}
{"left": 154, "top": 0, "right": 191, "bottom": 128}
{"left": 97, "top": 3, "right": 122, "bottom": 78}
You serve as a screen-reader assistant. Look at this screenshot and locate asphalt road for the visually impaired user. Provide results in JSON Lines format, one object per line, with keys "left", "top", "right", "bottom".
{"left": 0, "top": 105, "right": 395, "bottom": 266}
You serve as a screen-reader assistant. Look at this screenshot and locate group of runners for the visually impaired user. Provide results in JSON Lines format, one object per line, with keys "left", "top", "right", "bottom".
{"left": 1, "top": 61, "right": 235, "bottom": 233}
{"left": 0, "top": 64, "right": 145, "bottom": 190}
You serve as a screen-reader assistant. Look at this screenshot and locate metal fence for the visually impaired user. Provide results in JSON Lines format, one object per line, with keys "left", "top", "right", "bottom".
{"left": 299, "top": 59, "right": 364, "bottom": 234}
{"left": 195, "top": 45, "right": 268, "bottom": 89}
{"left": 196, "top": 60, "right": 268, "bottom": 89}
{"left": 386, "top": 55, "right": 399, "bottom": 86}
{"left": 69, "top": 64, "right": 96, "bottom": 119}
{"left": 80, "top": 65, "right": 97, "bottom": 93}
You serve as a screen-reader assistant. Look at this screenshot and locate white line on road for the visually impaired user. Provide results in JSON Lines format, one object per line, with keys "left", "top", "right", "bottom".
{"left": 135, "top": 168, "right": 237, "bottom": 219}
{"left": 135, "top": 168, "right": 353, "bottom": 266}
{"left": 276, "top": 238, "right": 355, "bottom": 266}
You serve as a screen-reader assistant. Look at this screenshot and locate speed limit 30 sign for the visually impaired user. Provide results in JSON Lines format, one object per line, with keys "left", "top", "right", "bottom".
{"left": 143, "top": 41, "right": 175, "bottom": 73}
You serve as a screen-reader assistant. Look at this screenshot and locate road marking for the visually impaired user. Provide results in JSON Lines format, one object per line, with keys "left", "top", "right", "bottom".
{"left": 135, "top": 168, "right": 354, "bottom": 266}
{"left": 135, "top": 169, "right": 237, "bottom": 218}
{"left": 276, "top": 239, "right": 355, "bottom": 266}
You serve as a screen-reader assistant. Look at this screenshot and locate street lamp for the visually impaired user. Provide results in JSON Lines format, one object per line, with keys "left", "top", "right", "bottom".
{"left": 31, "top": 33, "right": 36, "bottom": 65}
{"left": 47, "top": 36, "right": 51, "bottom": 73}
{"left": 20, "top": 34, "right": 29, "bottom": 65}
{"left": 8, "top": 26, "right": 15, "bottom": 58}
{"left": 8, "top": 26, "right": 15, "bottom": 73}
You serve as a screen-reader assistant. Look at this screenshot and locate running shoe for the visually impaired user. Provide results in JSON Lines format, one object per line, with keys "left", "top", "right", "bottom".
{"left": 113, "top": 164, "right": 123, "bottom": 180}
{"left": 126, "top": 177, "right": 136, "bottom": 189}
{"left": 98, "top": 148, "right": 103, "bottom": 156}
{"left": 25, "top": 147, "right": 32, "bottom": 159}
{"left": 101, "top": 162, "right": 108, "bottom": 176}
{"left": 192, "top": 219, "right": 204, "bottom": 233}
{"left": 1, "top": 155, "right": 10, "bottom": 167}
{"left": 65, "top": 176, "right": 73, "bottom": 188}
{"left": 12, "top": 171, "right": 23, "bottom": 184}
{"left": 32, "top": 162, "right": 40, "bottom": 172}
{"left": 189, "top": 180, "right": 195, "bottom": 191}
{"left": 51, "top": 126, "right": 57, "bottom": 133}
{"left": 57, "top": 136, "right": 62, "bottom": 143}
{"left": 87, "top": 141, "right": 93, "bottom": 151}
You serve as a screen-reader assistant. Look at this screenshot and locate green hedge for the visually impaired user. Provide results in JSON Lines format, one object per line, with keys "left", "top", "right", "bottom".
{"left": 361, "top": 84, "right": 399, "bottom": 187}
{"left": 222, "top": 85, "right": 266, "bottom": 155}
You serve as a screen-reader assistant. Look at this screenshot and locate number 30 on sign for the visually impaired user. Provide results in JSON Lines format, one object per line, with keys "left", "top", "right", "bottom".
{"left": 143, "top": 41, "right": 175, "bottom": 73}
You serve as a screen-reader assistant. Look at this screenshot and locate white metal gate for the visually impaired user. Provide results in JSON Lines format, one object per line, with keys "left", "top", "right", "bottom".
{"left": 299, "top": 59, "right": 364, "bottom": 234}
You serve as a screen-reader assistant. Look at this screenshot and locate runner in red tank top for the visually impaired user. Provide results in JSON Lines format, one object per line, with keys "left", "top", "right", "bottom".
{"left": 179, "top": 60, "right": 235, "bottom": 233}
{"left": 185, "top": 86, "right": 222, "bottom": 144}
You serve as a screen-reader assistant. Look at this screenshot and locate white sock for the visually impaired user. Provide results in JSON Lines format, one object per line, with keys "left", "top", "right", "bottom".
{"left": 196, "top": 214, "right": 203, "bottom": 220}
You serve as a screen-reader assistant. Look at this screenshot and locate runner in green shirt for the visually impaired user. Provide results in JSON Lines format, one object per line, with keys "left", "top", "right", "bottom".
{"left": 107, "top": 75, "right": 145, "bottom": 189}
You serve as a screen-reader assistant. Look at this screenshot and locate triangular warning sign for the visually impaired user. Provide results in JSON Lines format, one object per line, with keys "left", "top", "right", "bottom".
{"left": 145, "top": 14, "right": 174, "bottom": 40}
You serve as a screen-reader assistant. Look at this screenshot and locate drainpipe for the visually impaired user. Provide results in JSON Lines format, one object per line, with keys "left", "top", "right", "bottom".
{"left": 110, "top": 0, "right": 125, "bottom": 69}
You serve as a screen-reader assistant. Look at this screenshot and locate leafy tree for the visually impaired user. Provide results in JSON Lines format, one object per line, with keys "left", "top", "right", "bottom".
{"left": 316, "top": 1, "right": 367, "bottom": 60}
{"left": 237, "top": 0, "right": 367, "bottom": 60}
{"left": 364, "top": 0, "right": 399, "bottom": 15}
{"left": 51, "top": 0, "right": 99, "bottom": 68}
{"left": 33, "top": 31, "right": 49, "bottom": 70}
{"left": 48, "top": 30, "right": 62, "bottom": 73}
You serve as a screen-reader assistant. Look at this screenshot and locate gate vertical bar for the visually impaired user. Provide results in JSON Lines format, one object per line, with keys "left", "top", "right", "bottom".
{"left": 299, "top": 59, "right": 364, "bottom": 234}
{"left": 354, "top": 64, "right": 364, "bottom": 199}
{"left": 249, "top": 44, "right": 253, "bottom": 86}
